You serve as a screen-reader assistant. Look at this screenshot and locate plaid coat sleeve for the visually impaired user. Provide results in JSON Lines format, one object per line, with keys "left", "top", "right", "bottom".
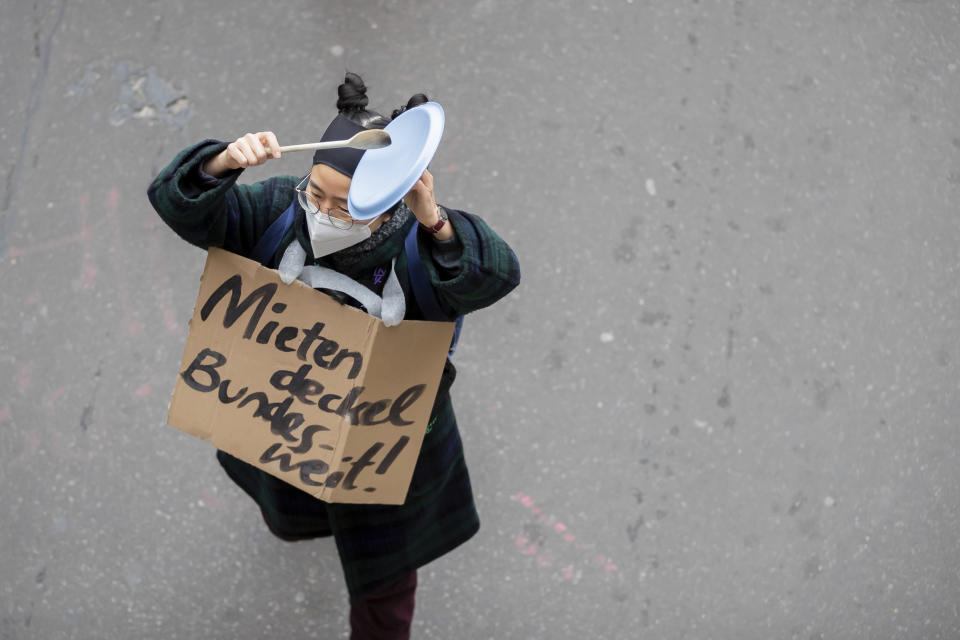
{"left": 411, "top": 207, "right": 521, "bottom": 317}
{"left": 146, "top": 139, "right": 297, "bottom": 258}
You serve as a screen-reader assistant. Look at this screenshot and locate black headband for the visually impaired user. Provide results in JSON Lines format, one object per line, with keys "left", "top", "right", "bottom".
{"left": 312, "top": 114, "right": 367, "bottom": 177}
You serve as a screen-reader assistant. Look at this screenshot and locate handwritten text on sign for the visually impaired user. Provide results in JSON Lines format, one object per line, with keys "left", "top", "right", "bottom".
{"left": 167, "top": 248, "right": 454, "bottom": 505}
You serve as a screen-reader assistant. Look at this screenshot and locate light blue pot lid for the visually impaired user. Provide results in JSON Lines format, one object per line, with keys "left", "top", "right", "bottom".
{"left": 348, "top": 101, "right": 445, "bottom": 220}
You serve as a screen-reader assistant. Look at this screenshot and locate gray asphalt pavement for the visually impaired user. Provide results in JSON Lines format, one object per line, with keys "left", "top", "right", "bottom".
{"left": 2, "top": 1, "right": 959, "bottom": 638}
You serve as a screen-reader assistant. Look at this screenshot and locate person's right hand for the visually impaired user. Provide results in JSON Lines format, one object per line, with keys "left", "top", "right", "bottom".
{"left": 204, "top": 131, "right": 281, "bottom": 177}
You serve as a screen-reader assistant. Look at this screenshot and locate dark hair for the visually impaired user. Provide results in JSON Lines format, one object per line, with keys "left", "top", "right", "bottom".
{"left": 391, "top": 93, "right": 429, "bottom": 120}
{"left": 335, "top": 72, "right": 429, "bottom": 128}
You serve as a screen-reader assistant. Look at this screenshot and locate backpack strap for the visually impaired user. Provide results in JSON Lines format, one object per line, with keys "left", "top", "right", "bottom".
{"left": 250, "top": 202, "right": 296, "bottom": 266}
{"left": 404, "top": 223, "right": 464, "bottom": 355}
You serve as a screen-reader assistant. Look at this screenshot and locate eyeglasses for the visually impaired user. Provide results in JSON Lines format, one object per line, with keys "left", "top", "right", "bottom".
{"left": 294, "top": 173, "right": 356, "bottom": 229}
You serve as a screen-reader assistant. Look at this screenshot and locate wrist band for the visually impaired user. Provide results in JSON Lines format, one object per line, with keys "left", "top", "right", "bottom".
{"left": 422, "top": 205, "right": 448, "bottom": 234}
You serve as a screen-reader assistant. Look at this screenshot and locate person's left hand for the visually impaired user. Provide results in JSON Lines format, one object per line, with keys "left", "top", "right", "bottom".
{"left": 403, "top": 169, "right": 437, "bottom": 222}
{"left": 404, "top": 169, "right": 454, "bottom": 240}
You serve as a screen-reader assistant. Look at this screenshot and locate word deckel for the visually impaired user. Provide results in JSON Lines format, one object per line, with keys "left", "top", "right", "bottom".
{"left": 167, "top": 249, "right": 453, "bottom": 505}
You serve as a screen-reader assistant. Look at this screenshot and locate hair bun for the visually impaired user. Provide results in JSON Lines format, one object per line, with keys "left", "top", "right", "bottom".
{"left": 337, "top": 72, "right": 370, "bottom": 113}
{"left": 391, "top": 93, "right": 429, "bottom": 120}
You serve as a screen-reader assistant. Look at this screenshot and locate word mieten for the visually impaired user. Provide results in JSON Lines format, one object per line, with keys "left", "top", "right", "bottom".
{"left": 201, "top": 274, "right": 364, "bottom": 379}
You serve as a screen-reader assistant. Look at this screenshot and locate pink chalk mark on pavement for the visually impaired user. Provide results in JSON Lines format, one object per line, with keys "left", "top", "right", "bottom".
{"left": 8, "top": 233, "right": 87, "bottom": 258}
{"left": 510, "top": 492, "right": 620, "bottom": 579}
{"left": 135, "top": 383, "right": 152, "bottom": 399}
{"left": 44, "top": 385, "right": 68, "bottom": 406}
{"left": 200, "top": 489, "right": 224, "bottom": 510}
{"left": 17, "top": 366, "right": 31, "bottom": 393}
{"left": 77, "top": 192, "right": 98, "bottom": 289}
{"left": 7, "top": 193, "right": 97, "bottom": 262}
{"left": 536, "top": 553, "right": 555, "bottom": 568}
{"left": 81, "top": 258, "right": 98, "bottom": 289}
{"left": 146, "top": 239, "right": 182, "bottom": 337}
{"left": 104, "top": 189, "right": 142, "bottom": 336}
{"left": 159, "top": 282, "right": 182, "bottom": 335}
{"left": 164, "top": 308, "right": 179, "bottom": 334}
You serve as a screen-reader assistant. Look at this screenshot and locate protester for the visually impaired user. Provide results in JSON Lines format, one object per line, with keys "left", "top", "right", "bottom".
{"left": 147, "top": 72, "right": 520, "bottom": 639}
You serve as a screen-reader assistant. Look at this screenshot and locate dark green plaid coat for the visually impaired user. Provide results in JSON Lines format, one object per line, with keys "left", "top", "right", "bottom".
{"left": 148, "top": 140, "right": 520, "bottom": 597}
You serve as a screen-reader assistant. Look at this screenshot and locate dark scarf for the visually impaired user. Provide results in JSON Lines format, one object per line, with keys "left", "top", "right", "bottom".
{"left": 326, "top": 202, "right": 411, "bottom": 272}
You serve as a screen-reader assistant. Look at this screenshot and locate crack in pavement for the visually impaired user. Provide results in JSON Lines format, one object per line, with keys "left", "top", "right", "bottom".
{"left": 1, "top": 0, "right": 69, "bottom": 257}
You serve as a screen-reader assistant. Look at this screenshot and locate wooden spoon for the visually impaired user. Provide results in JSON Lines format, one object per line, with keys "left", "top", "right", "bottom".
{"left": 276, "top": 129, "right": 391, "bottom": 154}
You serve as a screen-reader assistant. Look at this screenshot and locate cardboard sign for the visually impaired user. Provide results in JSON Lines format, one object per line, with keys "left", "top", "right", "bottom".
{"left": 167, "top": 248, "right": 454, "bottom": 505}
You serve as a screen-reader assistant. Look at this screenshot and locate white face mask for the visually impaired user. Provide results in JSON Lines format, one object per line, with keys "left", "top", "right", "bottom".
{"left": 305, "top": 212, "right": 374, "bottom": 258}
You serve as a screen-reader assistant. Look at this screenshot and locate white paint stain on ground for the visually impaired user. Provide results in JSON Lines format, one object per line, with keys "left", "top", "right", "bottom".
{"left": 109, "top": 62, "right": 192, "bottom": 128}
{"left": 645, "top": 178, "right": 657, "bottom": 196}
{"left": 694, "top": 419, "right": 714, "bottom": 434}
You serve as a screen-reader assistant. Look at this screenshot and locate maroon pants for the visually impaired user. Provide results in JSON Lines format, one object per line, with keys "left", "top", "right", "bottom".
{"left": 349, "top": 570, "right": 417, "bottom": 640}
